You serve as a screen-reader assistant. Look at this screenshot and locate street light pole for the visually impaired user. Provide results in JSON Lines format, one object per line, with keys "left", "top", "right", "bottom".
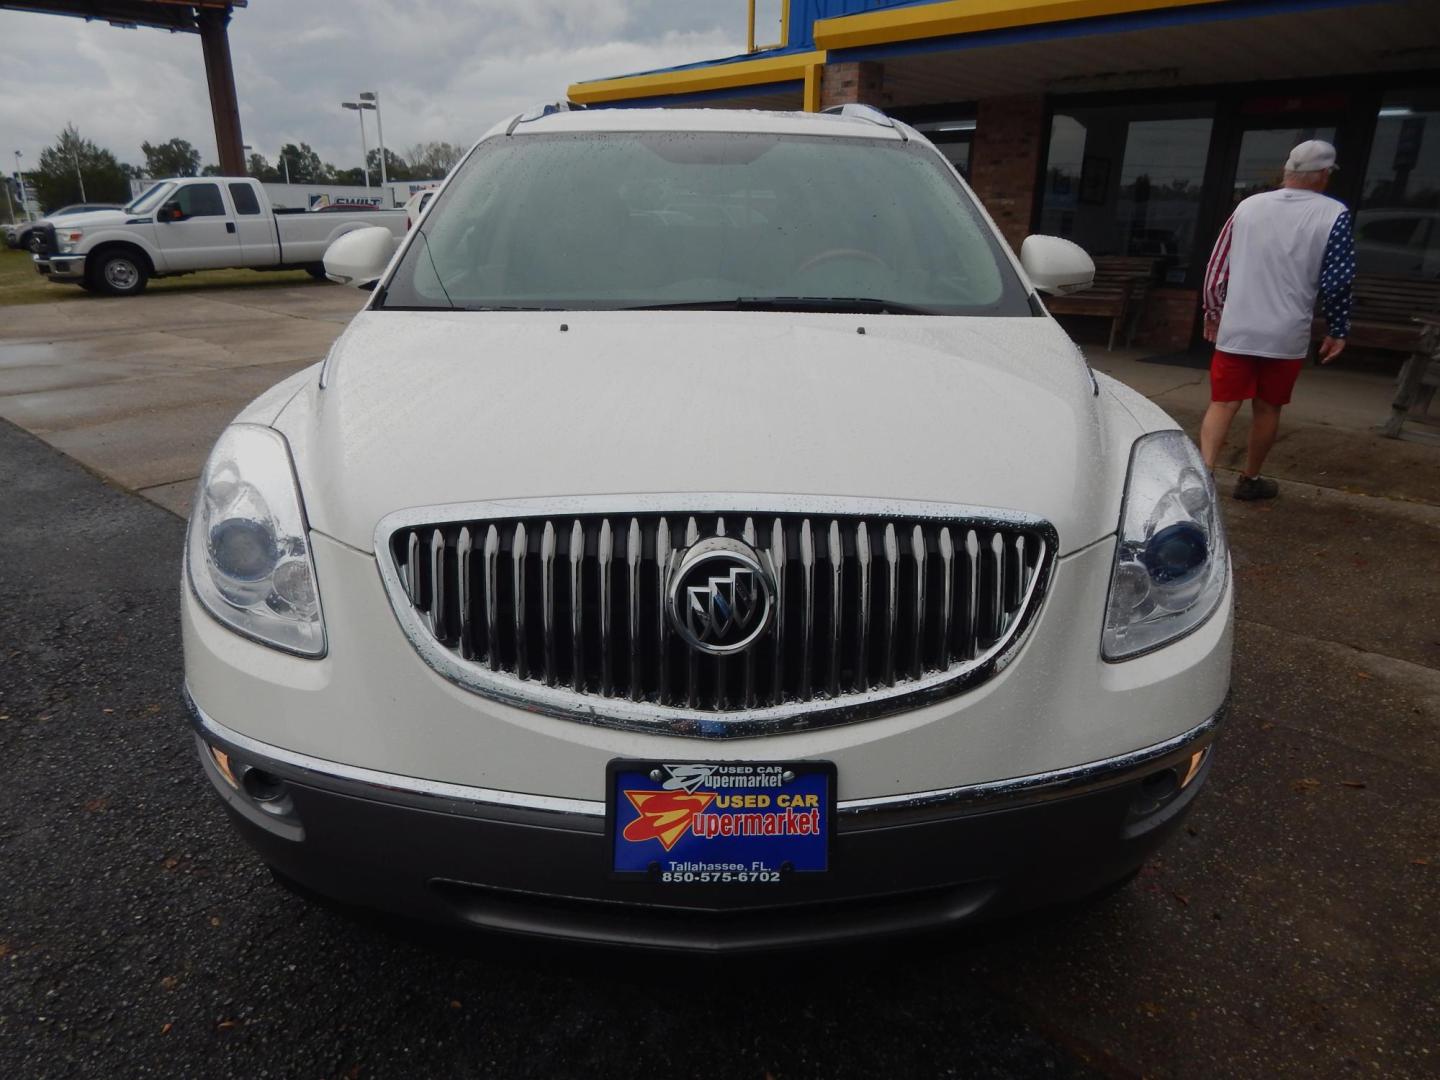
{"left": 341, "top": 102, "right": 370, "bottom": 188}
{"left": 280, "top": 146, "right": 290, "bottom": 185}
{"left": 360, "top": 91, "right": 387, "bottom": 194}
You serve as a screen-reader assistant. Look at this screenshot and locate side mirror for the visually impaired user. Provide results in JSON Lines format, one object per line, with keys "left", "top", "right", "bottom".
{"left": 322, "top": 226, "right": 397, "bottom": 289}
{"left": 1020, "top": 235, "right": 1095, "bottom": 296}
{"left": 157, "top": 203, "right": 182, "bottom": 223}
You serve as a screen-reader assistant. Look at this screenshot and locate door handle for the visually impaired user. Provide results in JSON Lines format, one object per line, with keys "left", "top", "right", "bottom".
{"left": 226, "top": 222, "right": 236, "bottom": 234}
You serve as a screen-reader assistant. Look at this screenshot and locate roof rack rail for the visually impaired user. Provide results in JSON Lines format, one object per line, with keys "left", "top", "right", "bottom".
{"left": 820, "top": 103, "right": 906, "bottom": 140}
{"left": 506, "top": 100, "right": 585, "bottom": 136}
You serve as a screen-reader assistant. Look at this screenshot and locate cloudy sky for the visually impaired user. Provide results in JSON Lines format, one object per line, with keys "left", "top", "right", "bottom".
{"left": 0, "top": 1, "right": 748, "bottom": 174}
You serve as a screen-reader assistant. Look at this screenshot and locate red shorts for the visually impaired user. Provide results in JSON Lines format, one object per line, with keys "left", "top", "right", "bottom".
{"left": 1210, "top": 350, "right": 1304, "bottom": 406}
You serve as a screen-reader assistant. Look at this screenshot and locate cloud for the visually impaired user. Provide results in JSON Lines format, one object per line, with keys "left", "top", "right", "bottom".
{"left": 0, "top": 1, "right": 742, "bottom": 174}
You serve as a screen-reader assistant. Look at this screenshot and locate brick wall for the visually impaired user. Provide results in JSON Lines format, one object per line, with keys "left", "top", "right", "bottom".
{"left": 969, "top": 95, "right": 1045, "bottom": 253}
{"left": 1134, "top": 287, "right": 1201, "bottom": 352}
{"left": 819, "top": 62, "right": 886, "bottom": 109}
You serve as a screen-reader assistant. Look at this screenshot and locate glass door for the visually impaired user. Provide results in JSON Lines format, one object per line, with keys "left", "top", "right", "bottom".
{"left": 1228, "top": 123, "right": 1338, "bottom": 206}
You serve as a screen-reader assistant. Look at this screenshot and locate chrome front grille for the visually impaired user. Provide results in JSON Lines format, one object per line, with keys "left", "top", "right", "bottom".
{"left": 376, "top": 496, "right": 1056, "bottom": 737}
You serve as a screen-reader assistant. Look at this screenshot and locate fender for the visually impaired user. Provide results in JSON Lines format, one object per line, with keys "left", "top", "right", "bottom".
{"left": 75, "top": 225, "right": 164, "bottom": 273}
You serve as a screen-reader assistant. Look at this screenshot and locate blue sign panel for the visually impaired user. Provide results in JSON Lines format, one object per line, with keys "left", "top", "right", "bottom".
{"left": 608, "top": 761, "right": 834, "bottom": 883}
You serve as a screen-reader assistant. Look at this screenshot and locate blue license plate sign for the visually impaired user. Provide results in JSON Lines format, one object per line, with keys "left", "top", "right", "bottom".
{"left": 608, "top": 761, "right": 834, "bottom": 883}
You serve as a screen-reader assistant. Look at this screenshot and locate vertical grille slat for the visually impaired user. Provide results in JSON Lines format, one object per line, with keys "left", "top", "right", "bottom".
{"left": 854, "top": 521, "right": 871, "bottom": 693}
{"left": 569, "top": 520, "right": 585, "bottom": 692}
{"left": 910, "top": 524, "right": 927, "bottom": 680}
{"left": 798, "top": 519, "right": 816, "bottom": 702}
{"left": 457, "top": 526, "right": 474, "bottom": 660}
{"left": 769, "top": 519, "right": 787, "bottom": 706}
{"left": 429, "top": 529, "right": 446, "bottom": 641}
{"left": 483, "top": 524, "right": 501, "bottom": 672}
{"left": 627, "top": 518, "right": 643, "bottom": 702}
{"left": 962, "top": 529, "right": 980, "bottom": 661}
{"left": 655, "top": 518, "right": 672, "bottom": 705}
{"left": 742, "top": 517, "right": 759, "bottom": 708}
{"left": 511, "top": 522, "right": 528, "bottom": 681}
{"left": 405, "top": 532, "right": 422, "bottom": 607}
{"left": 881, "top": 523, "right": 899, "bottom": 688}
{"left": 540, "top": 521, "right": 557, "bottom": 687}
{"left": 826, "top": 520, "right": 844, "bottom": 699}
{"left": 599, "top": 519, "right": 614, "bottom": 697}
{"left": 937, "top": 526, "right": 954, "bottom": 668}
{"left": 684, "top": 516, "right": 699, "bottom": 708}
{"left": 987, "top": 530, "right": 1005, "bottom": 645}
{"left": 387, "top": 505, "right": 1052, "bottom": 723}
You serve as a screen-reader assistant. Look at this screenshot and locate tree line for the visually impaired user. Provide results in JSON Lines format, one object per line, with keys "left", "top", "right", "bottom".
{"left": 15, "top": 125, "right": 465, "bottom": 214}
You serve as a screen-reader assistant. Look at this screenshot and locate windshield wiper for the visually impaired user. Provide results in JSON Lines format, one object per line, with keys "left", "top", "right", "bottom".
{"left": 623, "top": 296, "right": 941, "bottom": 315}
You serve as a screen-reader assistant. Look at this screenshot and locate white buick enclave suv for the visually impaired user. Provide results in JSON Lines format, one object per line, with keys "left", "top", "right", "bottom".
{"left": 182, "top": 105, "right": 1232, "bottom": 950}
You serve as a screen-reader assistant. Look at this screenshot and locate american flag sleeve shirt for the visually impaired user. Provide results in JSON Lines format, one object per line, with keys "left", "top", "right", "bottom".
{"left": 1317, "top": 210, "right": 1356, "bottom": 340}
{"left": 1203, "top": 190, "right": 1357, "bottom": 357}
{"left": 1202, "top": 213, "right": 1235, "bottom": 326}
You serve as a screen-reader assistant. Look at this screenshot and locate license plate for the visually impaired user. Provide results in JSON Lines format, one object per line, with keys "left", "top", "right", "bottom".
{"left": 607, "top": 760, "right": 835, "bottom": 883}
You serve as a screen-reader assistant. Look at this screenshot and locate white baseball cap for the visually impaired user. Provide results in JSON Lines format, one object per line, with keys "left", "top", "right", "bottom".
{"left": 1285, "top": 139, "right": 1338, "bottom": 173}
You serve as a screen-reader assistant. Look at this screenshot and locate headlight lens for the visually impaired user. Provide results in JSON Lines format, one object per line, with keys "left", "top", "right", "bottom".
{"left": 1103, "top": 430, "right": 1228, "bottom": 660}
{"left": 58, "top": 229, "right": 82, "bottom": 252}
{"left": 187, "top": 424, "right": 325, "bottom": 656}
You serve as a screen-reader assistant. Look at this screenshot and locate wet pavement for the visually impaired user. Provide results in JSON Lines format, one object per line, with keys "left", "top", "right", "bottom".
{"left": 0, "top": 290, "right": 1437, "bottom": 1078}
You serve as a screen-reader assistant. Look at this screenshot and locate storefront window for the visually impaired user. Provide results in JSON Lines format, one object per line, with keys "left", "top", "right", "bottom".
{"left": 1040, "top": 103, "right": 1213, "bottom": 284}
{"left": 912, "top": 119, "right": 975, "bottom": 179}
{"left": 1356, "top": 90, "right": 1440, "bottom": 278}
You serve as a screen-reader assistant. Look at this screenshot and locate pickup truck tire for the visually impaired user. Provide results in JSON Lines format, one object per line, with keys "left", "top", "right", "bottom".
{"left": 89, "top": 248, "right": 150, "bottom": 297}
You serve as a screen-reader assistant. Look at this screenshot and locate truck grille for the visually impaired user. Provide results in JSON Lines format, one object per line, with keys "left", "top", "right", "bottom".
{"left": 376, "top": 497, "right": 1056, "bottom": 737}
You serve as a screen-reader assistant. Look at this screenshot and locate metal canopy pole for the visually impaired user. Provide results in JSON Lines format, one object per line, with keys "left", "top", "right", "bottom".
{"left": 198, "top": 7, "right": 245, "bottom": 176}
{"left": 360, "top": 91, "right": 386, "bottom": 192}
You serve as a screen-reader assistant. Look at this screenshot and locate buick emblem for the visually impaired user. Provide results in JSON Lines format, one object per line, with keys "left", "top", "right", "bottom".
{"left": 666, "top": 537, "right": 776, "bottom": 656}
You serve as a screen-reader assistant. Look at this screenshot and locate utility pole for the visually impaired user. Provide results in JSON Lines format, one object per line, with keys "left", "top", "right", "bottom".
{"left": 280, "top": 146, "right": 290, "bottom": 185}
{"left": 2, "top": 172, "right": 14, "bottom": 225}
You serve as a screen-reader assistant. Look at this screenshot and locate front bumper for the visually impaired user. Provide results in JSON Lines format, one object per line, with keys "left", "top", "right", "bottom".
{"left": 34, "top": 253, "right": 86, "bottom": 281}
{"left": 189, "top": 692, "right": 1221, "bottom": 951}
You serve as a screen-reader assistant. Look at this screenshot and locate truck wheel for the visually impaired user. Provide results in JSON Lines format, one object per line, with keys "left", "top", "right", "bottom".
{"left": 90, "top": 250, "right": 149, "bottom": 296}
{"left": 25, "top": 232, "right": 43, "bottom": 253}
{"left": 305, "top": 263, "right": 330, "bottom": 281}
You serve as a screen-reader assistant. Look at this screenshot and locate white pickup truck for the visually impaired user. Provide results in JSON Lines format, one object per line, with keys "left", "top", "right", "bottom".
{"left": 32, "top": 176, "right": 406, "bottom": 296}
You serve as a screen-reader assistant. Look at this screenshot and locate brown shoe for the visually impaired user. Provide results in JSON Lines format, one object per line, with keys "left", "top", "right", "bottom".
{"left": 1233, "top": 475, "right": 1279, "bottom": 501}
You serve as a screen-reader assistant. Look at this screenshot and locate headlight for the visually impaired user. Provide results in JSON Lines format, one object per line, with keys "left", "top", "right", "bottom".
{"left": 58, "top": 229, "right": 82, "bottom": 252}
{"left": 186, "top": 424, "right": 325, "bottom": 656}
{"left": 1103, "top": 430, "right": 1228, "bottom": 660}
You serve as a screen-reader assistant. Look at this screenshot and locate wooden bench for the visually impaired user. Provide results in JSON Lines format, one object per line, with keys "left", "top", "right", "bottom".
{"left": 1045, "top": 255, "right": 1157, "bottom": 351}
{"left": 1311, "top": 273, "right": 1440, "bottom": 354}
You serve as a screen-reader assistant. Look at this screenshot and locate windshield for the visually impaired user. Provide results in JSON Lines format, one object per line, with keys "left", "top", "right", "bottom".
{"left": 125, "top": 183, "right": 175, "bottom": 215}
{"left": 380, "top": 132, "right": 1029, "bottom": 315}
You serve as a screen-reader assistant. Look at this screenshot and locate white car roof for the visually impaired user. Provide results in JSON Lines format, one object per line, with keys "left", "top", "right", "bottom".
{"left": 482, "top": 106, "right": 906, "bottom": 142}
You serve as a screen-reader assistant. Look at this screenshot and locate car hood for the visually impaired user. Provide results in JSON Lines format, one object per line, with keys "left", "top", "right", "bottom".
{"left": 276, "top": 310, "right": 1143, "bottom": 556}
{"left": 44, "top": 209, "right": 129, "bottom": 228}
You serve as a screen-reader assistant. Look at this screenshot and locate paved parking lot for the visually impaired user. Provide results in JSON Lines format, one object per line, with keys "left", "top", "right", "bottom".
{"left": 0, "top": 282, "right": 365, "bottom": 515}
{"left": 1, "top": 284, "right": 1437, "bottom": 1078}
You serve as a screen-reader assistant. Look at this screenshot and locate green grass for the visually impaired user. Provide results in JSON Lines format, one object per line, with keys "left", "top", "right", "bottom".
{"left": 0, "top": 244, "right": 322, "bottom": 307}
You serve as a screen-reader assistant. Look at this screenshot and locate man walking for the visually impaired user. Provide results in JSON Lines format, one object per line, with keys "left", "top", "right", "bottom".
{"left": 1200, "top": 139, "right": 1356, "bottom": 500}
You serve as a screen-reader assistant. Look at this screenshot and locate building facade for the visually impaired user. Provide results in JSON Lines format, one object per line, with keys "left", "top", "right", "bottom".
{"left": 568, "top": 0, "right": 1440, "bottom": 349}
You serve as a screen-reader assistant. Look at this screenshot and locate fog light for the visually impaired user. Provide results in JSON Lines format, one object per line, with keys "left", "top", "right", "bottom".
{"left": 242, "top": 768, "right": 287, "bottom": 803}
